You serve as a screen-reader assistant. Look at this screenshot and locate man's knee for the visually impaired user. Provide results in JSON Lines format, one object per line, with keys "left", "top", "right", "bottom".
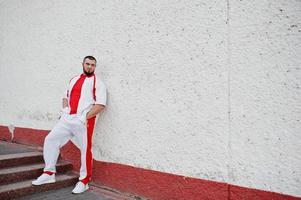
{"left": 44, "top": 131, "right": 59, "bottom": 144}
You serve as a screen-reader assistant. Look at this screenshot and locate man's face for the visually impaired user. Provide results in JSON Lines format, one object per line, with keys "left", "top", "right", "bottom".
{"left": 82, "top": 58, "right": 96, "bottom": 75}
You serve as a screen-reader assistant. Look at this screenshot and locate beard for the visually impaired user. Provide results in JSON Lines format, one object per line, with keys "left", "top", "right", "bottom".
{"left": 83, "top": 67, "right": 94, "bottom": 76}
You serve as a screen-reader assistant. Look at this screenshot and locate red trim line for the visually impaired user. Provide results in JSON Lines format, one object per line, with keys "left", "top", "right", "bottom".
{"left": 69, "top": 75, "right": 86, "bottom": 114}
{"left": 93, "top": 74, "right": 96, "bottom": 101}
{"left": 81, "top": 116, "right": 96, "bottom": 185}
{"left": 43, "top": 171, "right": 55, "bottom": 175}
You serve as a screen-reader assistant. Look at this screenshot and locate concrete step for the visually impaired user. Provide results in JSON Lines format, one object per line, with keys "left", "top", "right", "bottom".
{"left": 0, "top": 173, "right": 78, "bottom": 199}
{"left": 0, "top": 161, "right": 73, "bottom": 185}
{"left": 0, "top": 141, "right": 36, "bottom": 155}
{"left": 0, "top": 151, "right": 43, "bottom": 169}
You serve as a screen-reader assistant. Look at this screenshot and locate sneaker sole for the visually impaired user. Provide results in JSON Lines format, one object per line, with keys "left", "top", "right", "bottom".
{"left": 32, "top": 179, "right": 56, "bottom": 186}
{"left": 72, "top": 186, "right": 89, "bottom": 194}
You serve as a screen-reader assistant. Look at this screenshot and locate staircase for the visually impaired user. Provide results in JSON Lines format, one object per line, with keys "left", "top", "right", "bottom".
{"left": 0, "top": 142, "right": 78, "bottom": 199}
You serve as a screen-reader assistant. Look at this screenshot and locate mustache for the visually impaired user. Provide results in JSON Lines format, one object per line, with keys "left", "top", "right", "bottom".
{"left": 83, "top": 66, "right": 94, "bottom": 76}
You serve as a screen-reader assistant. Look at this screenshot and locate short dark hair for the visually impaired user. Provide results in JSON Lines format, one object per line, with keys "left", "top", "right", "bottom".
{"left": 83, "top": 56, "right": 97, "bottom": 63}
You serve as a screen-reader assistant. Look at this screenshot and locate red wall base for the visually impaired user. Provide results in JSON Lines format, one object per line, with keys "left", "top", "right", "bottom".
{"left": 0, "top": 125, "right": 300, "bottom": 200}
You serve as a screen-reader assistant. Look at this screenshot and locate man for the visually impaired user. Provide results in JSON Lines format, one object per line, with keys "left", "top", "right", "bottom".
{"left": 32, "top": 56, "right": 107, "bottom": 194}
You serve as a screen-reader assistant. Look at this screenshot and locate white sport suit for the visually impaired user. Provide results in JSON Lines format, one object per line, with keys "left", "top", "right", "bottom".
{"left": 43, "top": 73, "right": 106, "bottom": 184}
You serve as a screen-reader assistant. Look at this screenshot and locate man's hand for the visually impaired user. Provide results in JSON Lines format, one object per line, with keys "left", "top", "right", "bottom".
{"left": 62, "top": 98, "right": 68, "bottom": 108}
{"left": 86, "top": 104, "right": 105, "bottom": 120}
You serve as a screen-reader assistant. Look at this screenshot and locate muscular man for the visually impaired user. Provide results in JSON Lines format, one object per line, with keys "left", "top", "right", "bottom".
{"left": 32, "top": 56, "right": 107, "bottom": 194}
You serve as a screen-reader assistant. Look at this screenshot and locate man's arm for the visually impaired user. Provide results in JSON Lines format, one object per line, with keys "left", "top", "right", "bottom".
{"left": 86, "top": 104, "right": 105, "bottom": 120}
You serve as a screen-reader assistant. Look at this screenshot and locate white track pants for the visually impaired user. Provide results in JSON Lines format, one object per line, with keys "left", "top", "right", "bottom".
{"left": 43, "top": 113, "right": 96, "bottom": 184}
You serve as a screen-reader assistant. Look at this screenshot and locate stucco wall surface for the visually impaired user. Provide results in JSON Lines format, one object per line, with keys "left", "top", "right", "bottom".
{"left": 228, "top": 0, "right": 301, "bottom": 195}
{"left": 0, "top": 0, "right": 300, "bottom": 197}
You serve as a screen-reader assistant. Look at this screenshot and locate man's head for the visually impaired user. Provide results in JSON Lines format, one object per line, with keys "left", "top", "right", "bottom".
{"left": 82, "top": 56, "right": 97, "bottom": 76}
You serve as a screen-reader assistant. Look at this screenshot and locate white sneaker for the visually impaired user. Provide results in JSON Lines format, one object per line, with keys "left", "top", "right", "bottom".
{"left": 32, "top": 173, "right": 55, "bottom": 185}
{"left": 72, "top": 181, "right": 89, "bottom": 194}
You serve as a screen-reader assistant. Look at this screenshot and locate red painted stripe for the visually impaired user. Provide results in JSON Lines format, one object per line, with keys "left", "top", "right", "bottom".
{"left": 1, "top": 125, "right": 300, "bottom": 200}
{"left": 229, "top": 185, "right": 301, "bottom": 200}
{"left": 81, "top": 116, "right": 96, "bottom": 185}
{"left": 92, "top": 161, "right": 228, "bottom": 200}
{"left": 69, "top": 75, "right": 86, "bottom": 114}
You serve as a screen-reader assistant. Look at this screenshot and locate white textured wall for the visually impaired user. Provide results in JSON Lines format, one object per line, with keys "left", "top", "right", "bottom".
{"left": 0, "top": 0, "right": 300, "bottom": 197}
{"left": 229, "top": 0, "right": 301, "bottom": 195}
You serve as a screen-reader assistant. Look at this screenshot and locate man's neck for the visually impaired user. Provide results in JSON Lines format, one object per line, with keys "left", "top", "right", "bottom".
{"left": 82, "top": 72, "right": 94, "bottom": 77}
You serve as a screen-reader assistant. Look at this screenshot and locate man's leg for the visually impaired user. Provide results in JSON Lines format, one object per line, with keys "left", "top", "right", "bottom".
{"left": 43, "top": 117, "right": 72, "bottom": 173}
{"left": 71, "top": 116, "right": 96, "bottom": 193}
{"left": 32, "top": 116, "right": 72, "bottom": 185}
